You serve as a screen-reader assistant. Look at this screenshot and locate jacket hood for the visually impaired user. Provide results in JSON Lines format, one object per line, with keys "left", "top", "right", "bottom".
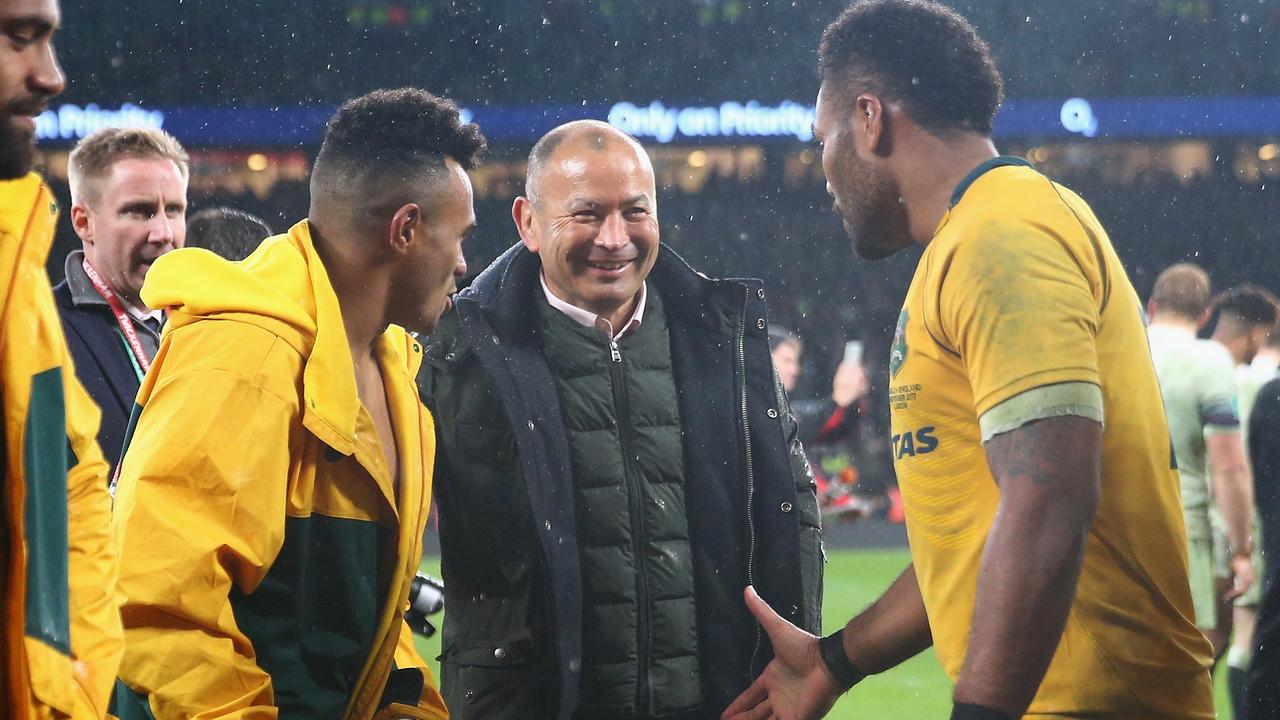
{"left": 142, "top": 219, "right": 416, "bottom": 455}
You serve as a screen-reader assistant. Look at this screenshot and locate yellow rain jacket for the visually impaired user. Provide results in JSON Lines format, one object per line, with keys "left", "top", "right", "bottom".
{"left": 1, "top": 174, "right": 122, "bottom": 719}
{"left": 112, "top": 220, "right": 447, "bottom": 719}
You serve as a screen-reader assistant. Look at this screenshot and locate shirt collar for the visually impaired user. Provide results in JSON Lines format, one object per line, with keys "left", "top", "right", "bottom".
{"left": 539, "top": 272, "right": 647, "bottom": 341}
{"left": 64, "top": 248, "right": 163, "bottom": 322}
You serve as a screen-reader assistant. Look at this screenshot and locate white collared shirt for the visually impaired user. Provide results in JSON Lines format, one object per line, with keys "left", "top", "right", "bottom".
{"left": 540, "top": 273, "right": 647, "bottom": 341}
{"left": 124, "top": 302, "right": 164, "bottom": 327}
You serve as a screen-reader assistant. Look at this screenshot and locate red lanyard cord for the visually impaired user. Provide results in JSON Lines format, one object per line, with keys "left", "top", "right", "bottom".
{"left": 81, "top": 258, "right": 153, "bottom": 379}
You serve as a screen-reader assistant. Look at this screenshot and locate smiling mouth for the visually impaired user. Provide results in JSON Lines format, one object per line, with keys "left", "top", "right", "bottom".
{"left": 586, "top": 260, "right": 632, "bottom": 272}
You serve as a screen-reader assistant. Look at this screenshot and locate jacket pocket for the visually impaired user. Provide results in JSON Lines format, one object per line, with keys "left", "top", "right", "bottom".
{"left": 24, "top": 635, "right": 77, "bottom": 717}
{"left": 440, "top": 639, "right": 547, "bottom": 720}
{"left": 453, "top": 421, "right": 516, "bottom": 467}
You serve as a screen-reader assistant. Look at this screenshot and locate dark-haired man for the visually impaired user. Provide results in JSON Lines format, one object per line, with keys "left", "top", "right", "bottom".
{"left": 1207, "top": 285, "right": 1280, "bottom": 717}
{"left": 420, "top": 119, "right": 822, "bottom": 720}
{"left": 725, "top": 2, "right": 1213, "bottom": 719}
{"left": 184, "top": 206, "right": 272, "bottom": 261}
{"left": 112, "top": 88, "right": 485, "bottom": 719}
{"left": 1211, "top": 285, "right": 1280, "bottom": 373}
{"left": 2, "top": 1, "right": 124, "bottom": 717}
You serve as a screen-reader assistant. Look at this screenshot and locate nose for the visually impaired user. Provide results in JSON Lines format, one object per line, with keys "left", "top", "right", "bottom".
{"left": 30, "top": 41, "right": 66, "bottom": 98}
{"left": 148, "top": 213, "right": 175, "bottom": 244}
{"left": 595, "top": 212, "right": 628, "bottom": 251}
{"left": 454, "top": 250, "right": 467, "bottom": 278}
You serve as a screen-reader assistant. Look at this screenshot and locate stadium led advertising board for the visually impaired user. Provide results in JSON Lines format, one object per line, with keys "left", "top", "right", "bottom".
{"left": 35, "top": 97, "right": 1280, "bottom": 148}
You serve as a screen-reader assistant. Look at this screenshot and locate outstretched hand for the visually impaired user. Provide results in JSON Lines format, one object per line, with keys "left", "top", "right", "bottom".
{"left": 720, "top": 586, "right": 845, "bottom": 720}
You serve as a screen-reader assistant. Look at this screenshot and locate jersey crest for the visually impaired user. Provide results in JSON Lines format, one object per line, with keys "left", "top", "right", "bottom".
{"left": 890, "top": 307, "right": 909, "bottom": 379}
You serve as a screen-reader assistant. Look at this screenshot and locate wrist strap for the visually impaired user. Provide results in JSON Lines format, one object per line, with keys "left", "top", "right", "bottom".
{"left": 817, "top": 629, "right": 865, "bottom": 691}
{"left": 950, "top": 702, "right": 1015, "bottom": 720}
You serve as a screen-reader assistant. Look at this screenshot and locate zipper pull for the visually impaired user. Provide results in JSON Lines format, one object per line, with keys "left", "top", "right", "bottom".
{"left": 609, "top": 340, "right": 622, "bottom": 363}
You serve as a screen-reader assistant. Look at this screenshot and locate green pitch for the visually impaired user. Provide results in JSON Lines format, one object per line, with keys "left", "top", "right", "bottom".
{"left": 416, "top": 548, "right": 1233, "bottom": 718}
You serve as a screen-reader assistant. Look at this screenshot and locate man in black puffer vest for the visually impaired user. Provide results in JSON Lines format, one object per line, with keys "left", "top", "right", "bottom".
{"left": 419, "top": 121, "right": 823, "bottom": 720}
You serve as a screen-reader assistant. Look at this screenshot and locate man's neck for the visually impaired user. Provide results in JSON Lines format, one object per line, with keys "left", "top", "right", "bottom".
{"left": 898, "top": 134, "right": 1000, "bottom": 247}
{"left": 540, "top": 272, "right": 642, "bottom": 337}
{"left": 1254, "top": 348, "right": 1280, "bottom": 368}
{"left": 81, "top": 250, "right": 148, "bottom": 311}
{"left": 311, "top": 227, "right": 387, "bottom": 365}
{"left": 601, "top": 294, "right": 639, "bottom": 336}
{"left": 1150, "top": 314, "right": 1199, "bottom": 334}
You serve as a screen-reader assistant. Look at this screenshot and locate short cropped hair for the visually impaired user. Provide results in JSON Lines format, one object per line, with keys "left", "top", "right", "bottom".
{"left": 525, "top": 120, "right": 642, "bottom": 205}
{"left": 818, "top": 0, "right": 1004, "bottom": 136}
{"left": 68, "top": 127, "right": 189, "bottom": 207}
{"left": 1211, "top": 285, "right": 1280, "bottom": 330}
{"left": 1150, "top": 263, "right": 1211, "bottom": 320}
{"left": 768, "top": 324, "right": 803, "bottom": 354}
{"left": 185, "top": 207, "right": 272, "bottom": 262}
{"left": 311, "top": 88, "right": 486, "bottom": 221}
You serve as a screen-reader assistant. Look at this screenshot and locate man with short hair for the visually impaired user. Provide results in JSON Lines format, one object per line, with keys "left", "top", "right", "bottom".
{"left": 1212, "top": 286, "right": 1280, "bottom": 369}
{"left": 1, "top": 0, "right": 123, "bottom": 716}
{"left": 1208, "top": 285, "right": 1280, "bottom": 718}
{"left": 112, "top": 88, "right": 484, "bottom": 719}
{"left": 54, "top": 127, "right": 189, "bottom": 473}
{"left": 1145, "top": 265, "right": 1255, "bottom": 665}
{"left": 768, "top": 326, "right": 868, "bottom": 448}
{"left": 725, "top": 2, "right": 1213, "bottom": 719}
{"left": 420, "top": 119, "right": 822, "bottom": 719}
{"left": 185, "top": 206, "right": 272, "bottom": 261}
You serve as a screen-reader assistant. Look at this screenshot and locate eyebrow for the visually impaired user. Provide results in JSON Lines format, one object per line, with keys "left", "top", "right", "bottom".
{"left": 565, "top": 194, "right": 652, "bottom": 209}
{"left": 119, "top": 197, "right": 186, "bottom": 211}
{"left": 2, "top": 15, "right": 57, "bottom": 35}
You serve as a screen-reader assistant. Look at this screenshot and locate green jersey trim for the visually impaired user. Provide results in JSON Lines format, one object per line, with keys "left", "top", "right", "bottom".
{"left": 979, "top": 381, "right": 1104, "bottom": 442}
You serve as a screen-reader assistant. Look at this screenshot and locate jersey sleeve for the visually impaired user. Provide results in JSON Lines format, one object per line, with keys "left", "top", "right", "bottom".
{"left": 1197, "top": 343, "right": 1241, "bottom": 435}
{"left": 937, "top": 218, "right": 1104, "bottom": 427}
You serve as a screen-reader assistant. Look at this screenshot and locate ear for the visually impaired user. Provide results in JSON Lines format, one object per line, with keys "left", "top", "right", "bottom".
{"left": 512, "top": 196, "right": 540, "bottom": 253}
{"left": 70, "top": 202, "right": 93, "bottom": 247}
{"left": 854, "top": 93, "right": 888, "bottom": 156}
{"left": 388, "top": 203, "right": 421, "bottom": 255}
{"left": 1252, "top": 325, "right": 1269, "bottom": 347}
{"left": 1196, "top": 307, "right": 1212, "bottom": 331}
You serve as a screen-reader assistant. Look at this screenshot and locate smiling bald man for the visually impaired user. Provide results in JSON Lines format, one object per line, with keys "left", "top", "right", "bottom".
{"left": 419, "top": 120, "right": 824, "bottom": 720}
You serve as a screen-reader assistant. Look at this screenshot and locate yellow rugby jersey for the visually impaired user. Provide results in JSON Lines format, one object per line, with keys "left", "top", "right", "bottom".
{"left": 889, "top": 157, "right": 1213, "bottom": 718}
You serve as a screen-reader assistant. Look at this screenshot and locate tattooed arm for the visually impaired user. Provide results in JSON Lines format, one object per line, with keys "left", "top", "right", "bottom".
{"left": 952, "top": 415, "right": 1103, "bottom": 718}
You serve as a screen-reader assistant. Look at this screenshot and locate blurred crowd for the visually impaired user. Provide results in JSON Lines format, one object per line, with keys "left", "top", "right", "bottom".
{"left": 36, "top": 157, "right": 1280, "bottom": 513}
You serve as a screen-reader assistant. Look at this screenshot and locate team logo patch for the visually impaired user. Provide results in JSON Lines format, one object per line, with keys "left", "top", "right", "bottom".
{"left": 889, "top": 308, "right": 908, "bottom": 378}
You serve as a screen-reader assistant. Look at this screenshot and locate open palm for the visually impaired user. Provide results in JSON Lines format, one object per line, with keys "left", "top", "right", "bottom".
{"left": 721, "top": 587, "right": 844, "bottom": 720}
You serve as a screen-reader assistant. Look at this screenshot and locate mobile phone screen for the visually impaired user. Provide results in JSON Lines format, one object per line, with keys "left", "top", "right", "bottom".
{"left": 843, "top": 340, "right": 863, "bottom": 365}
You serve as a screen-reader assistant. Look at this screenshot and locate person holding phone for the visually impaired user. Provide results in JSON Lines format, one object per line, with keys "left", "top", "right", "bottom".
{"left": 768, "top": 326, "right": 869, "bottom": 447}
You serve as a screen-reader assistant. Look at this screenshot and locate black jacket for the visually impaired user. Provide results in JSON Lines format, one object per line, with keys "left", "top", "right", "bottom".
{"left": 1248, "top": 376, "right": 1280, "bottom": 713}
{"left": 420, "top": 244, "right": 823, "bottom": 720}
{"left": 52, "top": 251, "right": 161, "bottom": 471}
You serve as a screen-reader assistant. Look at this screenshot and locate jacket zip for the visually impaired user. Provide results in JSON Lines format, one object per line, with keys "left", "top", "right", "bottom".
{"left": 608, "top": 336, "right": 652, "bottom": 715}
{"left": 738, "top": 289, "right": 762, "bottom": 677}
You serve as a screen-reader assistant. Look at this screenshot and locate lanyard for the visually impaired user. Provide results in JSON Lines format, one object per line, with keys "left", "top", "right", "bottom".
{"left": 81, "top": 258, "right": 152, "bottom": 381}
